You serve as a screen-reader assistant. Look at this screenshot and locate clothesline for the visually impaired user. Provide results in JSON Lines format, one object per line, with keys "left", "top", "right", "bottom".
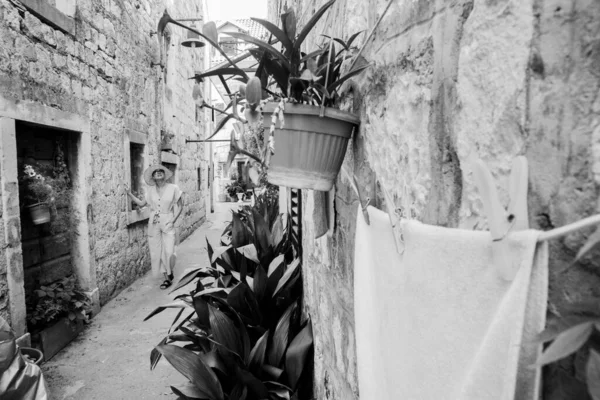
{"left": 538, "top": 214, "right": 600, "bottom": 242}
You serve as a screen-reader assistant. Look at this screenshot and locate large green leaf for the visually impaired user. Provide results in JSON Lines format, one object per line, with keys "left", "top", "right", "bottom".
{"left": 156, "top": 344, "right": 224, "bottom": 400}
{"left": 262, "top": 365, "right": 284, "bottom": 381}
{"left": 194, "top": 68, "right": 247, "bottom": 80}
{"left": 199, "top": 350, "right": 228, "bottom": 375}
{"left": 346, "top": 30, "right": 364, "bottom": 49}
{"left": 293, "top": 0, "right": 336, "bottom": 53}
{"left": 144, "top": 300, "right": 191, "bottom": 321}
{"left": 231, "top": 212, "right": 249, "bottom": 248}
{"left": 228, "top": 282, "right": 262, "bottom": 326}
{"left": 285, "top": 322, "right": 313, "bottom": 390}
{"left": 209, "top": 303, "right": 244, "bottom": 358}
{"left": 253, "top": 265, "right": 268, "bottom": 302}
{"left": 327, "top": 64, "right": 370, "bottom": 93}
{"left": 575, "top": 227, "right": 600, "bottom": 264}
{"left": 265, "top": 381, "right": 292, "bottom": 400}
{"left": 203, "top": 21, "right": 219, "bottom": 44}
{"left": 150, "top": 337, "right": 168, "bottom": 370}
{"left": 230, "top": 384, "right": 248, "bottom": 400}
{"left": 537, "top": 321, "right": 594, "bottom": 365}
{"left": 537, "top": 316, "right": 600, "bottom": 343}
{"left": 193, "top": 295, "right": 210, "bottom": 329}
{"left": 170, "top": 383, "right": 211, "bottom": 399}
{"left": 230, "top": 270, "right": 254, "bottom": 288}
{"left": 587, "top": 350, "right": 600, "bottom": 400}
{"left": 270, "top": 217, "right": 284, "bottom": 248}
{"left": 226, "top": 32, "right": 292, "bottom": 72}
{"left": 268, "top": 255, "right": 285, "bottom": 277}
{"left": 272, "top": 259, "right": 301, "bottom": 297}
{"left": 252, "top": 208, "right": 271, "bottom": 255}
{"left": 248, "top": 329, "right": 269, "bottom": 373}
{"left": 261, "top": 57, "right": 290, "bottom": 94}
{"left": 236, "top": 244, "right": 260, "bottom": 264}
{"left": 299, "top": 48, "right": 327, "bottom": 63}
{"left": 251, "top": 17, "right": 293, "bottom": 52}
{"left": 268, "top": 301, "right": 297, "bottom": 367}
{"left": 171, "top": 267, "right": 210, "bottom": 293}
{"left": 212, "top": 245, "right": 233, "bottom": 263}
{"left": 236, "top": 367, "right": 269, "bottom": 399}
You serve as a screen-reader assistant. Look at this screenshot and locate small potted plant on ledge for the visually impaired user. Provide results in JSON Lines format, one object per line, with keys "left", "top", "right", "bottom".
{"left": 190, "top": 0, "right": 369, "bottom": 191}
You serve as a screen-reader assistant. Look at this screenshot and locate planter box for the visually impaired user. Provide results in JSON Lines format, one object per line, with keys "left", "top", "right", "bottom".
{"left": 262, "top": 103, "right": 360, "bottom": 192}
{"left": 36, "top": 317, "right": 84, "bottom": 361}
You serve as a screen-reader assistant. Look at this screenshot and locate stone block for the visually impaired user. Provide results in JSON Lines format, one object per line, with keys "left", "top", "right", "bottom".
{"left": 52, "top": 53, "right": 67, "bottom": 69}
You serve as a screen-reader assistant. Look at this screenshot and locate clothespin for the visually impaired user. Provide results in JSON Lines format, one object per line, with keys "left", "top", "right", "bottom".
{"left": 380, "top": 182, "right": 405, "bottom": 255}
{"left": 472, "top": 156, "right": 529, "bottom": 281}
{"left": 341, "top": 167, "right": 371, "bottom": 225}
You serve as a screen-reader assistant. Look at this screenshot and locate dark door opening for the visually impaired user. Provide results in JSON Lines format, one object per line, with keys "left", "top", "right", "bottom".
{"left": 15, "top": 121, "right": 78, "bottom": 334}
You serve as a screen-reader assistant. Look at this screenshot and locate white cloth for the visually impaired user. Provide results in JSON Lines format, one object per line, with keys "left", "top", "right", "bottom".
{"left": 354, "top": 206, "right": 548, "bottom": 400}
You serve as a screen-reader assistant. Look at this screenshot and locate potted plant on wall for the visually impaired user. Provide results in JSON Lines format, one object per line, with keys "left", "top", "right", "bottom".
{"left": 19, "top": 163, "right": 55, "bottom": 225}
{"left": 191, "top": 0, "right": 369, "bottom": 191}
{"left": 18, "top": 141, "right": 74, "bottom": 229}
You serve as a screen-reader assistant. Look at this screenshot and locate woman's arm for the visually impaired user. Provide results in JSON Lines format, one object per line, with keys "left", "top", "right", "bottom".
{"left": 171, "top": 196, "right": 184, "bottom": 225}
{"left": 124, "top": 184, "right": 147, "bottom": 207}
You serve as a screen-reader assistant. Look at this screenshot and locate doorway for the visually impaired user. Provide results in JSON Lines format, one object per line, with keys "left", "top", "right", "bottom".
{"left": 15, "top": 121, "right": 79, "bottom": 336}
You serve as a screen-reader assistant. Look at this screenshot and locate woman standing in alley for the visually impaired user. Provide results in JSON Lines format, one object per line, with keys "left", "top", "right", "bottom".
{"left": 125, "top": 165, "right": 183, "bottom": 289}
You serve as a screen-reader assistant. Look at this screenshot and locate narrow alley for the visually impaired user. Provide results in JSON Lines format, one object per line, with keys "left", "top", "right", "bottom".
{"left": 42, "top": 203, "right": 237, "bottom": 400}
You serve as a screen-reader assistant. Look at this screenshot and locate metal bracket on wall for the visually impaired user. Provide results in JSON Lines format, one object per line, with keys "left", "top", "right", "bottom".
{"left": 185, "top": 139, "right": 230, "bottom": 143}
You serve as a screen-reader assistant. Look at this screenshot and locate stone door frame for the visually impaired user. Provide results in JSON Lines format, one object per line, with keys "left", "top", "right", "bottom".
{"left": 0, "top": 95, "right": 96, "bottom": 344}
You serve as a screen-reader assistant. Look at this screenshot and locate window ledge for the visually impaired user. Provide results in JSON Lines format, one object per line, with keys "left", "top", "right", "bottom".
{"left": 20, "top": 0, "right": 76, "bottom": 36}
{"left": 127, "top": 207, "right": 150, "bottom": 226}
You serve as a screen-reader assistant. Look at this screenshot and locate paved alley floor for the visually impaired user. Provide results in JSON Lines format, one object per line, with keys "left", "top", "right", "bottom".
{"left": 43, "top": 202, "right": 241, "bottom": 400}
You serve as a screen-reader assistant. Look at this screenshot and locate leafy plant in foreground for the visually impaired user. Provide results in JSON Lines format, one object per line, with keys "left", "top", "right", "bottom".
{"left": 536, "top": 227, "right": 600, "bottom": 399}
{"left": 146, "top": 197, "right": 313, "bottom": 400}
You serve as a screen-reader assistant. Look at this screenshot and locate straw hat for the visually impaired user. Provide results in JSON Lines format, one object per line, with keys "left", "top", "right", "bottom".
{"left": 143, "top": 164, "right": 172, "bottom": 186}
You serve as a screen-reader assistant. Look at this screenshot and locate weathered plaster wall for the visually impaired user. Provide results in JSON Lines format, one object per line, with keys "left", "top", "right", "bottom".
{"left": 0, "top": 0, "right": 209, "bottom": 322}
{"left": 271, "top": 0, "right": 600, "bottom": 398}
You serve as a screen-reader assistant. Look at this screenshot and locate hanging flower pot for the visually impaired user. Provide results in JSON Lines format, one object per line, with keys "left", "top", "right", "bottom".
{"left": 262, "top": 103, "right": 359, "bottom": 192}
{"left": 28, "top": 203, "right": 51, "bottom": 225}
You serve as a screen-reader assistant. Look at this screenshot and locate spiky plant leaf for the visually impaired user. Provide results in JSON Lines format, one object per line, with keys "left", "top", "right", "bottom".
{"left": 157, "top": 344, "right": 224, "bottom": 400}
{"left": 268, "top": 301, "right": 297, "bottom": 367}
{"left": 285, "top": 322, "right": 313, "bottom": 390}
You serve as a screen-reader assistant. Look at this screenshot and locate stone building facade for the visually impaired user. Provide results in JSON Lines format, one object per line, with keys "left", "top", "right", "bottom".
{"left": 270, "top": 0, "right": 600, "bottom": 398}
{"left": 0, "top": 0, "right": 211, "bottom": 343}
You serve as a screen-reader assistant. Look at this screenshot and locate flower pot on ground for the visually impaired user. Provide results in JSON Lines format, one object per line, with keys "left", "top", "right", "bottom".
{"left": 35, "top": 317, "right": 84, "bottom": 361}
{"left": 27, "top": 203, "right": 51, "bottom": 225}
{"left": 262, "top": 102, "right": 359, "bottom": 191}
{"left": 26, "top": 275, "right": 92, "bottom": 360}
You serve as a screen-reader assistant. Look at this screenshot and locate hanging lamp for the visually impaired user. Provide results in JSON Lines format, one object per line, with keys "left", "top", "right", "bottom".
{"left": 180, "top": 22, "right": 205, "bottom": 48}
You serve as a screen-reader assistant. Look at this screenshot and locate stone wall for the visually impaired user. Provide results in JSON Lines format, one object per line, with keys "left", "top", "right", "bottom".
{"left": 270, "top": 0, "right": 600, "bottom": 398}
{"left": 0, "top": 0, "right": 209, "bottom": 324}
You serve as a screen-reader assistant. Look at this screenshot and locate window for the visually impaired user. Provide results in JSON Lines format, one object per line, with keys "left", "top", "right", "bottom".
{"left": 125, "top": 129, "right": 149, "bottom": 225}
{"left": 20, "top": 0, "right": 75, "bottom": 35}
{"left": 129, "top": 143, "right": 145, "bottom": 210}
{"left": 197, "top": 167, "right": 202, "bottom": 190}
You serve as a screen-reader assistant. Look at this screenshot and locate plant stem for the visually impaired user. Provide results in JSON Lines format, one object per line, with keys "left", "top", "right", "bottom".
{"left": 349, "top": 0, "right": 396, "bottom": 71}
